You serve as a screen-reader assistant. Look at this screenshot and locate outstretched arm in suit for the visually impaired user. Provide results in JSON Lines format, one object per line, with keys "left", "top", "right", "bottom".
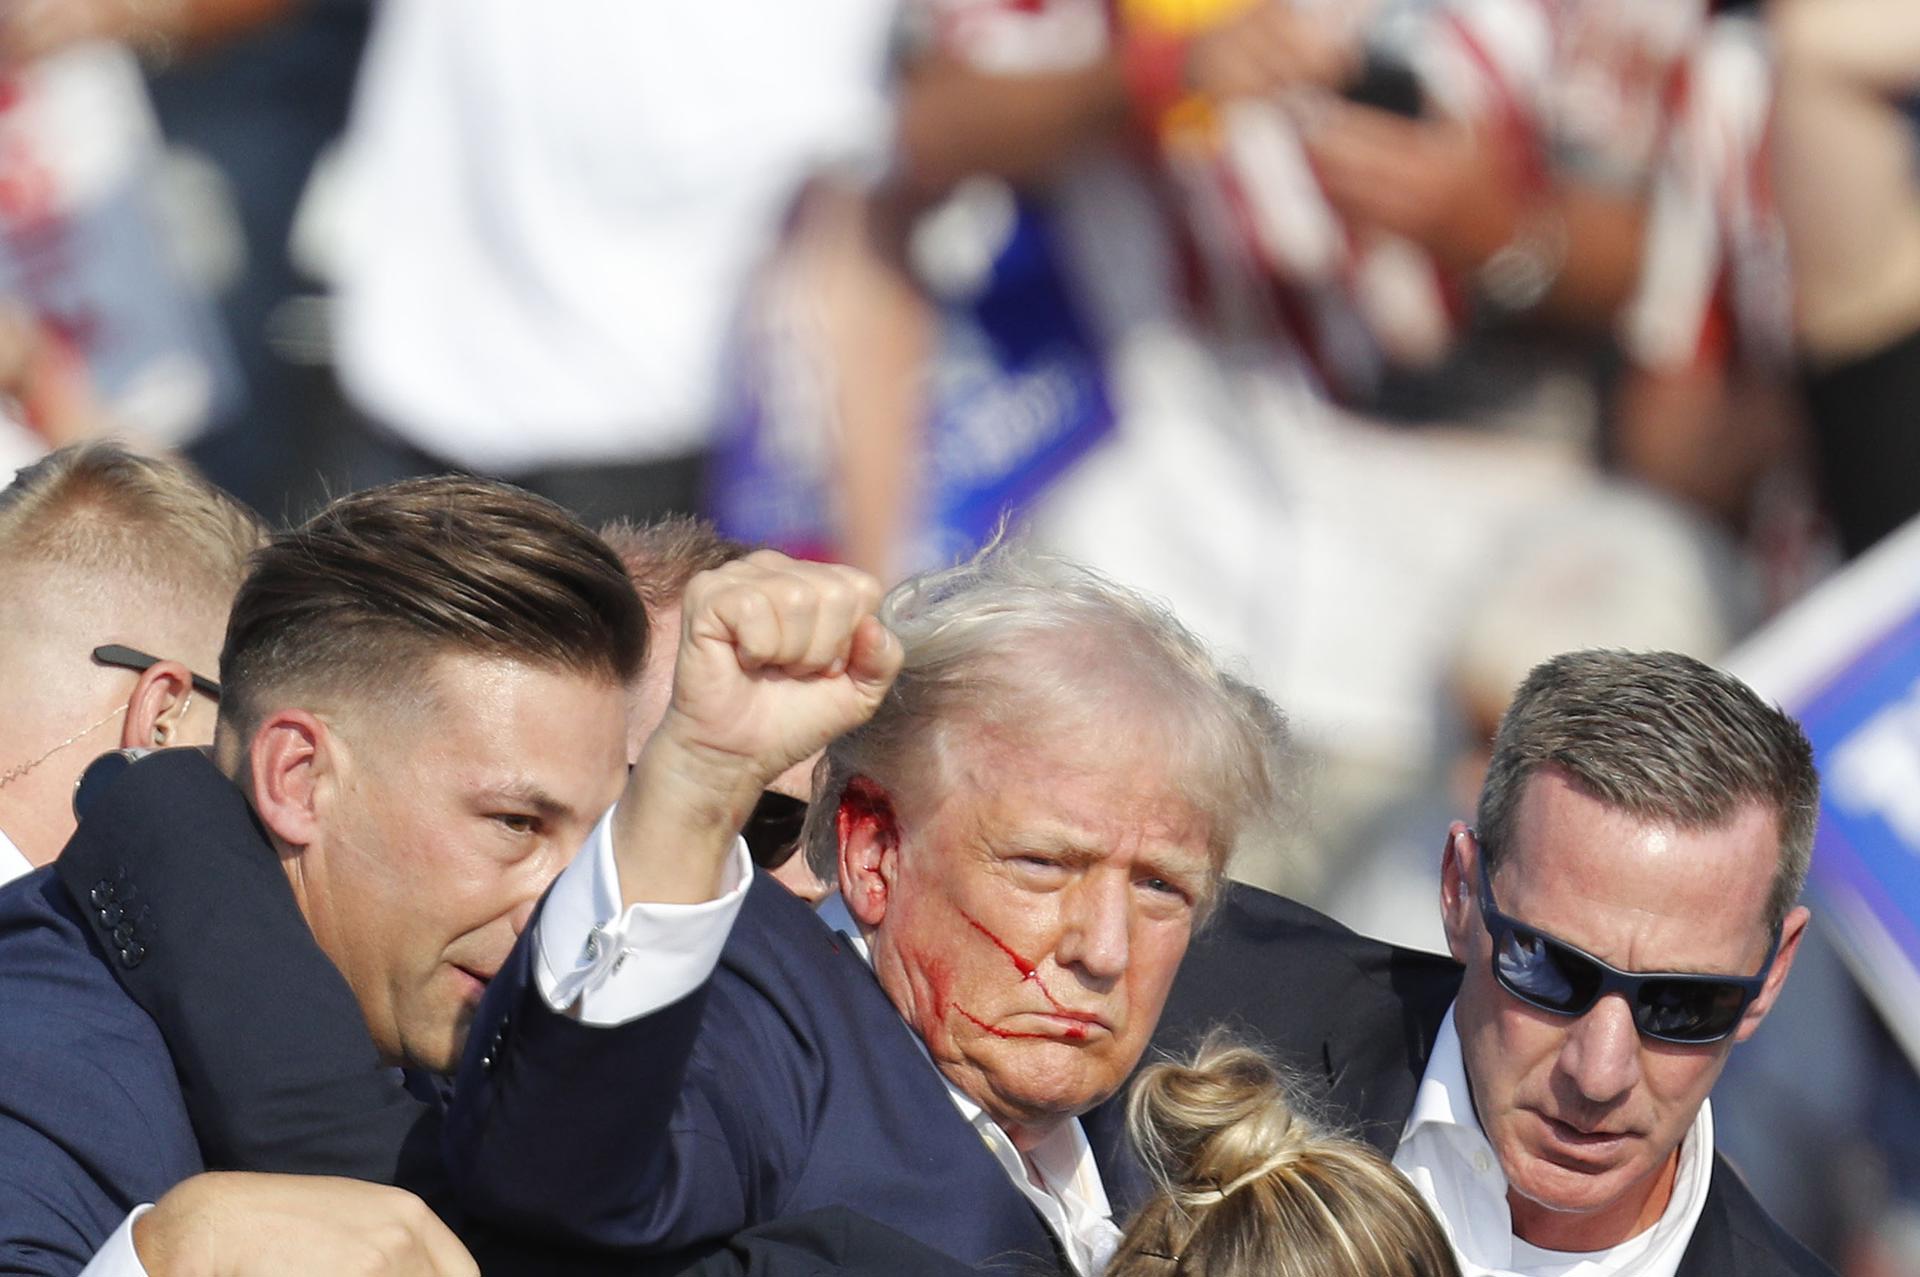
{"left": 444, "top": 553, "right": 901, "bottom": 1251}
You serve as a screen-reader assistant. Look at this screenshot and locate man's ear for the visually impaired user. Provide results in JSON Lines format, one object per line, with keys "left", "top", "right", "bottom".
{"left": 1733, "top": 903, "right": 1811, "bottom": 1044}
{"left": 246, "top": 709, "right": 334, "bottom": 851}
{"left": 836, "top": 777, "right": 900, "bottom": 928}
{"left": 1440, "top": 822, "right": 1477, "bottom": 965}
{"left": 118, "top": 660, "right": 195, "bottom": 750}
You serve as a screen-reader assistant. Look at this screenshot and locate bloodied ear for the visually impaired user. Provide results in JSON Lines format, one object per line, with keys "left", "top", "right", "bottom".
{"left": 837, "top": 777, "right": 898, "bottom": 927}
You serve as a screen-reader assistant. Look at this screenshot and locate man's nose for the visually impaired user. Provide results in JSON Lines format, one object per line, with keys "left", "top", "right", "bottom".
{"left": 1556, "top": 994, "right": 1644, "bottom": 1106}
{"left": 1055, "top": 875, "right": 1130, "bottom": 984}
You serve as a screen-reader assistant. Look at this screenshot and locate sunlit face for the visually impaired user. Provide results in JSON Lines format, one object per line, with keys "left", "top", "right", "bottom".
{"left": 1446, "top": 769, "right": 1801, "bottom": 1250}
{"left": 305, "top": 654, "right": 629, "bottom": 1073}
{"left": 856, "top": 736, "right": 1214, "bottom": 1146}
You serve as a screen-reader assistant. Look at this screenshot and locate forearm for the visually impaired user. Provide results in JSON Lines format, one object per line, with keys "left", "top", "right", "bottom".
{"left": 168, "top": 0, "right": 296, "bottom": 49}
{"left": 1437, "top": 176, "right": 1646, "bottom": 328}
{"left": 1773, "top": 0, "right": 1920, "bottom": 97}
{"left": 894, "top": 53, "right": 1133, "bottom": 200}
{"left": 612, "top": 731, "right": 761, "bottom": 909}
{"left": 815, "top": 190, "right": 932, "bottom": 582}
{"left": 1538, "top": 186, "right": 1647, "bottom": 325}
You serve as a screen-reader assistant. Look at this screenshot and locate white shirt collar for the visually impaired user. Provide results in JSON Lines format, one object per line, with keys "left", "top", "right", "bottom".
{"left": 1393, "top": 1004, "right": 1714, "bottom": 1277}
{"left": 0, "top": 825, "right": 32, "bottom": 889}
{"left": 816, "top": 894, "right": 1122, "bottom": 1275}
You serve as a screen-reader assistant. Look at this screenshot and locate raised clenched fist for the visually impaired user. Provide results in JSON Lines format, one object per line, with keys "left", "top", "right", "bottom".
{"left": 615, "top": 552, "right": 901, "bottom": 905}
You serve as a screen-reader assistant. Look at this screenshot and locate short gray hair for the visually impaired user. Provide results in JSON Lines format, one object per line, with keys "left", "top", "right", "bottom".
{"left": 801, "top": 542, "right": 1289, "bottom": 911}
{"left": 1477, "top": 649, "right": 1818, "bottom": 931}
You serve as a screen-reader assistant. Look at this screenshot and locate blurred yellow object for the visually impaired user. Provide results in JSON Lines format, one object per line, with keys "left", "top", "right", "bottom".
{"left": 1120, "top": 0, "right": 1259, "bottom": 35}
{"left": 1120, "top": 0, "right": 1261, "bottom": 138}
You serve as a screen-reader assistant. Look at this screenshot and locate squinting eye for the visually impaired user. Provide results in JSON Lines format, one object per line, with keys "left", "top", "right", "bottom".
{"left": 492, "top": 813, "right": 537, "bottom": 836}
{"left": 1141, "top": 878, "right": 1190, "bottom": 903}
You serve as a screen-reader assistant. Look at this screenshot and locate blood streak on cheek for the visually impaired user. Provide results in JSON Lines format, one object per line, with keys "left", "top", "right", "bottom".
{"left": 954, "top": 909, "right": 1086, "bottom": 1038}
{"left": 951, "top": 1004, "right": 1067, "bottom": 1040}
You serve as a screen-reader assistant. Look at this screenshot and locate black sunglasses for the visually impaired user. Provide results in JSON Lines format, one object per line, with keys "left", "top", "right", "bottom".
{"left": 1475, "top": 845, "right": 1778, "bottom": 1045}
{"left": 92, "top": 644, "right": 222, "bottom": 701}
{"left": 743, "top": 790, "right": 808, "bottom": 870}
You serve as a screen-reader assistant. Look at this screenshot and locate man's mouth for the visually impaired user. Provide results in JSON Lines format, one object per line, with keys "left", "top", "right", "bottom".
{"left": 952, "top": 1004, "right": 1109, "bottom": 1041}
{"left": 1538, "top": 1113, "right": 1634, "bottom": 1156}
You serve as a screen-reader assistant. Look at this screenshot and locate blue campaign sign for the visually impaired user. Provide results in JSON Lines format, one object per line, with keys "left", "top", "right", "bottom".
{"left": 1731, "top": 517, "right": 1920, "bottom": 1067}
{"left": 709, "top": 192, "right": 1112, "bottom": 571}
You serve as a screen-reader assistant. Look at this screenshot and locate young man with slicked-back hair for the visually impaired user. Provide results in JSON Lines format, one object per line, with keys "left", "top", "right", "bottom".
{"left": 0, "top": 442, "right": 264, "bottom": 881}
{"left": 0, "top": 475, "right": 646, "bottom": 1276}
{"left": 0, "top": 474, "right": 942, "bottom": 1277}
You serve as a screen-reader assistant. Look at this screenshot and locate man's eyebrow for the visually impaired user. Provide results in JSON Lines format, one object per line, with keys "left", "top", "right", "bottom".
{"left": 998, "top": 833, "right": 1102, "bottom": 868}
{"left": 473, "top": 780, "right": 575, "bottom": 820}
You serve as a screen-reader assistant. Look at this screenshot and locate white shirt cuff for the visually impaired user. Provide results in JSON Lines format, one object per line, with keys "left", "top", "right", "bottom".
{"left": 533, "top": 805, "right": 753, "bottom": 1027}
{"left": 79, "top": 1204, "right": 152, "bottom": 1277}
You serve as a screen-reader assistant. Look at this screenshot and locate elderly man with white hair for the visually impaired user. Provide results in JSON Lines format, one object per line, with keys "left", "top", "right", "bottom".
{"left": 443, "top": 543, "right": 1289, "bottom": 1273}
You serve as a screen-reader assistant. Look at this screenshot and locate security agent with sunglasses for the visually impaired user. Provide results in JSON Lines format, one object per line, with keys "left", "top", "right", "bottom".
{"left": 1096, "top": 649, "right": 1829, "bottom": 1277}
{"left": 0, "top": 443, "right": 263, "bottom": 885}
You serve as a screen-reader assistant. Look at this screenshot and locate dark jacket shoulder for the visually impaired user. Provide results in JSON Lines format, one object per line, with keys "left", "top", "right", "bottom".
{"left": 1681, "top": 1156, "right": 1837, "bottom": 1277}
{"left": 451, "top": 872, "right": 1065, "bottom": 1270}
{"left": 0, "top": 868, "right": 202, "bottom": 1274}
{"left": 1152, "top": 881, "right": 1461, "bottom": 1145}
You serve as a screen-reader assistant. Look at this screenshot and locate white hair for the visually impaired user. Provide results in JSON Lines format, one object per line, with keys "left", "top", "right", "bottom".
{"left": 800, "top": 541, "right": 1291, "bottom": 911}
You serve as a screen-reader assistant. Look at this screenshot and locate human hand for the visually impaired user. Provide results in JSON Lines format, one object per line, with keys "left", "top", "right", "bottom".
{"left": 617, "top": 552, "right": 900, "bottom": 904}
{"left": 133, "top": 1173, "right": 477, "bottom": 1277}
{"left": 1304, "top": 101, "right": 1518, "bottom": 270}
{"left": 1183, "top": 1, "right": 1353, "bottom": 102}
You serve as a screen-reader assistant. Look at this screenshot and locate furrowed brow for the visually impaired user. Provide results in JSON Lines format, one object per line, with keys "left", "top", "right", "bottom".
{"left": 476, "top": 780, "right": 575, "bottom": 823}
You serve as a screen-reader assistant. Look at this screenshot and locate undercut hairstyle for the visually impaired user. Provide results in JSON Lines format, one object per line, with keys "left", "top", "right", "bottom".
{"left": 0, "top": 441, "right": 264, "bottom": 606}
{"left": 598, "top": 515, "right": 750, "bottom": 614}
{"left": 1477, "top": 649, "right": 1819, "bottom": 932}
{"left": 218, "top": 476, "right": 645, "bottom": 743}
{"left": 1112, "top": 1035, "right": 1460, "bottom": 1277}
{"left": 800, "top": 542, "right": 1290, "bottom": 909}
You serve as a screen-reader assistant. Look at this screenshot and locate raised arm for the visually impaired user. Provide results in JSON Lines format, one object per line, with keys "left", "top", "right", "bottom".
{"left": 444, "top": 553, "right": 900, "bottom": 1251}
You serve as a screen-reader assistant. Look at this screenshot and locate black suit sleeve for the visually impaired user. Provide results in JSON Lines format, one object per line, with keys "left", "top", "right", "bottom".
{"left": 1677, "top": 1158, "right": 1838, "bottom": 1277}
{"left": 53, "top": 749, "right": 433, "bottom": 1186}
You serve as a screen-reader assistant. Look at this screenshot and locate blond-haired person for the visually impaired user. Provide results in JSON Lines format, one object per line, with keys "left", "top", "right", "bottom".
{"left": 1113, "top": 1037, "right": 1460, "bottom": 1277}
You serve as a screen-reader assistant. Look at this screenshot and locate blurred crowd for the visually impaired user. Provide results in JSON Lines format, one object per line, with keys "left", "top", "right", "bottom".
{"left": 1, "top": 0, "right": 1918, "bottom": 1270}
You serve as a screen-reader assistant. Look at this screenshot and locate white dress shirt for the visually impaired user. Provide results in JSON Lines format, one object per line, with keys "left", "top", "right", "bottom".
{"left": 535, "top": 832, "right": 1121, "bottom": 1276}
{"left": 0, "top": 825, "right": 31, "bottom": 889}
{"left": 1392, "top": 1006, "right": 1714, "bottom": 1277}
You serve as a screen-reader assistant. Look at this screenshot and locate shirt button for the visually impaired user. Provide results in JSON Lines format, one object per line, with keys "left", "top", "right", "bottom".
{"left": 1473, "top": 1151, "right": 1493, "bottom": 1175}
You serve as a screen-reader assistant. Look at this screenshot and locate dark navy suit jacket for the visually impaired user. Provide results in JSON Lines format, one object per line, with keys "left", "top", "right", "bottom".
{"left": 447, "top": 872, "right": 1071, "bottom": 1273}
{"left": 1, "top": 749, "right": 985, "bottom": 1277}
{"left": 0, "top": 868, "right": 203, "bottom": 1275}
{"left": 0, "top": 748, "right": 427, "bottom": 1276}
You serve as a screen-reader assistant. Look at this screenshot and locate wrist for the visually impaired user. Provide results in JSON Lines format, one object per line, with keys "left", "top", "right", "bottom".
{"left": 1475, "top": 201, "right": 1567, "bottom": 314}
{"left": 134, "top": 1193, "right": 215, "bottom": 1277}
{"left": 612, "top": 731, "right": 763, "bottom": 906}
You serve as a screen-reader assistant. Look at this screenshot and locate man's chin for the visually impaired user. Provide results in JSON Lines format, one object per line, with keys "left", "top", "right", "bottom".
{"left": 978, "top": 1056, "right": 1118, "bottom": 1131}
{"left": 1506, "top": 1141, "right": 1653, "bottom": 1222}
